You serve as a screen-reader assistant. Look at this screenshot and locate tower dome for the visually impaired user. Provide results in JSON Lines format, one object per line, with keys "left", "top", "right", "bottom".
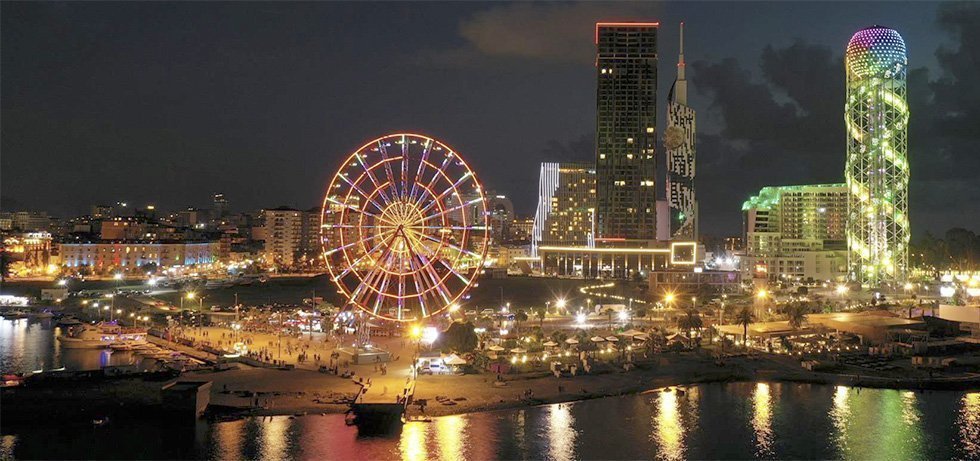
{"left": 846, "top": 26, "right": 907, "bottom": 80}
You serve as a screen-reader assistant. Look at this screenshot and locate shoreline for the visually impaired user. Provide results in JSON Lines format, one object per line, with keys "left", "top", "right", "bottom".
{"left": 3, "top": 354, "right": 977, "bottom": 430}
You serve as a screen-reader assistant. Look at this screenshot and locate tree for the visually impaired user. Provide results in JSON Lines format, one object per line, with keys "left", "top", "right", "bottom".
{"left": 785, "top": 302, "right": 808, "bottom": 330}
{"left": 734, "top": 306, "right": 755, "bottom": 351}
{"left": 438, "top": 321, "right": 478, "bottom": 353}
{"left": 515, "top": 310, "right": 528, "bottom": 335}
{"left": 533, "top": 306, "right": 546, "bottom": 329}
{"left": 677, "top": 308, "right": 703, "bottom": 339}
{"left": 635, "top": 307, "right": 648, "bottom": 320}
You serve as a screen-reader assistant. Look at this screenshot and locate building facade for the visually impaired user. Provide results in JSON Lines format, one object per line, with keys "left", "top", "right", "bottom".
{"left": 531, "top": 162, "right": 596, "bottom": 255}
{"left": 59, "top": 241, "right": 218, "bottom": 273}
{"left": 261, "top": 206, "right": 304, "bottom": 268}
{"left": 742, "top": 184, "right": 848, "bottom": 282}
{"left": 665, "top": 22, "right": 698, "bottom": 241}
{"left": 594, "top": 22, "right": 659, "bottom": 240}
{"left": 844, "top": 26, "right": 910, "bottom": 287}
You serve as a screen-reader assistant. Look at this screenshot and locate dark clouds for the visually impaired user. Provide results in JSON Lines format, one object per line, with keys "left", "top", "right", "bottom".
{"left": 690, "top": 2, "right": 980, "bottom": 237}
{"left": 0, "top": 1, "right": 975, "bottom": 239}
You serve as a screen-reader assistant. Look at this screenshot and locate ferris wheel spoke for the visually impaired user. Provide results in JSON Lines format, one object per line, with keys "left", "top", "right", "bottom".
{"left": 417, "top": 172, "right": 474, "bottom": 216}
{"left": 414, "top": 232, "right": 482, "bottom": 259}
{"left": 400, "top": 135, "right": 410, "bottom": 199}
{"left": 414, "top": 155, "right": 453, "bottom": 208}
{"left": 336, "top": 174, "right": 389, "bottom": 217}
{"left": 354, "top": 153, "right": 394, "bottom": 205}
{"left": 417, "top": 253, "right": 453, "bottom": 306}
{"left": 376, "top": 141, "right": 402, "bottom": 201}
{"left": 437, "top": 258, "right": 472, "bottom": 285}
{"left": 324, "top": 196, "right": 386, "bottom": 222}
{"left": 419, "top": 197, "right": 484, "bottom": 226}
{"left": 323, "top": 231, "right": 386, "bottom": 257}
{"left": 408, "top": 139, "right": 433, "bottom": 203}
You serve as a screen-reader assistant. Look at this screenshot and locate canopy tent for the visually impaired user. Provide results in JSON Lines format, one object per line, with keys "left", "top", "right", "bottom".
{"left": 590, "top": 336, "right": 606, "bottom": 343}
{"left": 565, "top": 338, "right": 580, "bottom": 345}
{"left": 443, "top": 355, "right": 468, "bottom": 366}
{"left": 542, "top": 341, "right": 558, "bottom": 347}
{"left": 620, "top": 329, "right": 645, "bottom": 338}
{"left": 605, "top": 336, "right": 620, "bottom": 342}
{"left": 510, "top": 348, "right": 527, "bottom": 354}
{"left": 487, "top": 345, "right": 505, "bottom": 352}
{"left": 634, "top": 334, "right": 651, "bottom": 341}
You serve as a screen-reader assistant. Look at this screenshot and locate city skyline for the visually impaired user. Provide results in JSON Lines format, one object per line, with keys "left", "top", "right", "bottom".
{"left": 2, "top": 2, "right": 978, "bottom": 239}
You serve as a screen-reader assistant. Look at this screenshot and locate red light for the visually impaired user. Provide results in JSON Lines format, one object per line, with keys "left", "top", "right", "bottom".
{"left": 595, "top": 21, "right": 660, "bottom": 44}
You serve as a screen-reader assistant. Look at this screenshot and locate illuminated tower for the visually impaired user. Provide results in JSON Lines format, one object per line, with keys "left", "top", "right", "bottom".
{"left": 665, "top": 22, "right": 697, "bottom": 241}
{"left": 844, "top": 26, "right": 909, "bottom": 287}
{"left": 594, "top": 22, "right": 659, "bottom": 241}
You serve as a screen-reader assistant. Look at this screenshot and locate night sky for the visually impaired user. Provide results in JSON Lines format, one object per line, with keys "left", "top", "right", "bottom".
{"left": 2, "top": 2, "right": 978, "bottom": 238}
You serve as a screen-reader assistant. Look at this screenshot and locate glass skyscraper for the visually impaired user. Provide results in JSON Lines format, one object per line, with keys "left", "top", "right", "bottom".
{"left": 594, "top": 22, "right": 659, "bottom": 241}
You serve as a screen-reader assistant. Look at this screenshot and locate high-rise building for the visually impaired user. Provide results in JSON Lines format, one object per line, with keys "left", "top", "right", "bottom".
{"left": 742, "top": 184, "right": 848, "bottom": 282}
{"left": 532, "top": 162, "right": 596, "bottom": 255}
{"left": 213, "top": 193, "right": 229, "bottom": 218}
{"left": 261, "top": 206, "right": 303, "bottom": 268}
{"left": 594, "top": 22, "right": 659, "bottom": 241}
{"left": 844, "top": 26, "right": 910, "bottom": 287}
{"left": 665, "top": 22, "right": 698, "bottom": 240}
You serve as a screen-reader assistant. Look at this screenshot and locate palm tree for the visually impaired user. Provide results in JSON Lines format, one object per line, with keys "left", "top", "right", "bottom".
{"left": 786, "top": 302, "right": 808, "bottom": 330}
{"left": 734, "top": 306, "right": 755, "bottom": 351}
{"left": 677, "top": 308, "right": 703, "bottom": 339}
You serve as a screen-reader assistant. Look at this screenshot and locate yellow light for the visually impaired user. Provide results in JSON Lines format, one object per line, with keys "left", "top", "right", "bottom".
{"left": 665, "top": 293, "right": 676, "bottom": 303}
{"left": 757, "top": 290, "right": 768, "bottom": 300}
{"left": 410, "top": 325, "right": 421, "bottom": 339}
{"left": 836, "top": 285, "right": 848, "bottom": 295}
{"left": 186, "top": 292, "right": 196, "bottom": 299}
{"left": 448, "top": 304, "right": 460, "bottom": 312}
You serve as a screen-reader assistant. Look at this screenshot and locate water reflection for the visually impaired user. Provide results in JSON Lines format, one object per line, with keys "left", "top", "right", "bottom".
{"left": 213, "top": 419, "right": 244, "bottom": 460}
{"left": 261, "top": 416, "right": 291, "bottom": 461}
{"left": 400, "top": 421, "right": 426, "bottom": 461}
{"left": 4, "top": 382, "right": 976, "bottom": 460}
{"left": 547, "top": 404, "right": 577, "bottom": 461}
{"left": 751, "top": 382, "right": 774, "bottom": 458}
{"left": 436, "top": 415, "right": 464, "bottom": 461}
{"left": 652, "top": 391, "right": 685, "bottom": 460}
{"left": 830, "top": 385, "right": 851, "bottom": 453}
{"left": 959, "top": 392, "right": 980, "bottom": 458}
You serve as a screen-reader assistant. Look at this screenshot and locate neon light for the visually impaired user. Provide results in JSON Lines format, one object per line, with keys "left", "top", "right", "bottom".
{"left": 595, "top": 22, "right": 660, "bottom": 44}
{"left": 670, "top": 241, "right": 698, "bottom": 265}
{"left": 844, "top": 27, "right": 910, "bottom": 286}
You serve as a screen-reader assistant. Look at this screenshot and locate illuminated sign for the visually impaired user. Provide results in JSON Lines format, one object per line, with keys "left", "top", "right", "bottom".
{"left": 670, "top": 242, "right": 697, "bottom": 265}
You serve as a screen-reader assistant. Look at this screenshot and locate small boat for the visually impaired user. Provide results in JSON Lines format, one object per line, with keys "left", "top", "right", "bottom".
{"left": 110, "top": 342, "right": 137, "bottom": 351}
{"left": 33, "top": 311, "right": 54, "bottom": 319}
{"left": 58, "top": 316, "right": 83, "bottom": 327}
{"left": 2, "top": 310, "right": 29, "bottom": 319}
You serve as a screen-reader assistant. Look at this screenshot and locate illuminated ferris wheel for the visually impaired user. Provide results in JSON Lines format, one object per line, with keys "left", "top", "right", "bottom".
{"left": 321, "top": 133, "right": 489, "bottom": 322}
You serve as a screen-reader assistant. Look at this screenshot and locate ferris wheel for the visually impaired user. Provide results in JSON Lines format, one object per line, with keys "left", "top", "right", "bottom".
{"left": 321, "top": 133, "right": 489, "bottom": 322}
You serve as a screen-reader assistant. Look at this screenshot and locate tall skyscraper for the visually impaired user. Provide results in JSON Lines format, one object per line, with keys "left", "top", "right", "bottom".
{"left": 594, "top": 22, "right": 659, "bottom": 241}
{"left": 844, "top": 26, "right": 910, "bottom": 287}
{"left": 532, "top": 162, "right": 596, "bottom": 255}
{"left": 665, "top": 22, "right": 698, "bottom": 241}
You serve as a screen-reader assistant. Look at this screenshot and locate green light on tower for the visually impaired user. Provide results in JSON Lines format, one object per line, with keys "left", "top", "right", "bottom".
{"left": 844, "top": 26, "right": 910, "bottom": 287}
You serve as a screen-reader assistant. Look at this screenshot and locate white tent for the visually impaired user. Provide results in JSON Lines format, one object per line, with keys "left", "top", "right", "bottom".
{"left": 590, "top": 336, "right": 606, "bottom": 343}
{"left": 542, "top": 341, "right": 558, "bottom": 347}
{"left": 605, "top": 336, "right": 620, "bottom": 342}
{"left": 444, "top": 355, "right": 468, "bottom": 366}
{"left": 510, "top": 347, "right": 527, "bottom": 354}
{"left": 620, "top": 329, "right": 645, "bottom": 337}
{"left": 487, "top": 345, "right": 505, "bottom": 351}
{"left": 565, "top": 338, "right": 580, "bottom": 345}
